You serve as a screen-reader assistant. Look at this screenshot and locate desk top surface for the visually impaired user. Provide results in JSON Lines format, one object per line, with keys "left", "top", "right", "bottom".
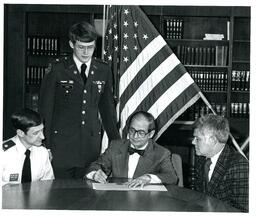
{"left": 2, "top": 179, "right": 239, "bottom": 212}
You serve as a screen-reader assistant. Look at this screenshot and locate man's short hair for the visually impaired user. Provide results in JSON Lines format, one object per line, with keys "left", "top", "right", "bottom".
{"left": 69, "top": 21, "right": 98, "bottom": 43}
{"left": 194, "top": 114, "right": 230, "bottom": 143}
{"left": 11, "top": 108, "right": 42, "bottom": 134}
{"left": 127, "top": 111, "right": 157, "bottom": 133}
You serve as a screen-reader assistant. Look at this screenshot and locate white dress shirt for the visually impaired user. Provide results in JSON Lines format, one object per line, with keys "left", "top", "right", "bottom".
{"left": 208, "top": 146, "right": 225, "bottom": 181}
{"left": 128, "top": 143, "right": 161, "bottom": 183}
{"left": 73, "top": 54, "right": 91, "bottom": 77}
{"left": 2, "top": 136, "right": 55, "bottom": 185}
{"left": 87, "top": 143, "right": 162, "bottom": 184}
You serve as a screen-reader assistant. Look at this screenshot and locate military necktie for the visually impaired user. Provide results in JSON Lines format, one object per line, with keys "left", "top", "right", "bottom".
{"left": 204, "top": 158, "right": 212, "bottom": 192}
{"left": 21, "top": 149, "right": 32, "bottom": 183}
{"left": 80, "top": 63, "right": 87, "bottom": 85}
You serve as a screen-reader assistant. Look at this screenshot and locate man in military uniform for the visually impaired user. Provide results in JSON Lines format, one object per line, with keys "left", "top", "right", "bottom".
{"left": 39, "top": 21, "right": 120, "bottom": 179}
{"left": 2, "top": 108, "right": 54, "bottom": 185}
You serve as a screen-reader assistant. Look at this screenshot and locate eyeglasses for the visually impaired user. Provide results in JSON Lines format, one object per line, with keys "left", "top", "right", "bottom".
{"left": 128, "top": 127, "right": 153, "bottom": 138}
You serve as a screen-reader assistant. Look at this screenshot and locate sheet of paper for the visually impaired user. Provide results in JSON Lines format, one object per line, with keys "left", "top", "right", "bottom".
{"left": 92, "top": 182, "right": 167, "bottom": 191}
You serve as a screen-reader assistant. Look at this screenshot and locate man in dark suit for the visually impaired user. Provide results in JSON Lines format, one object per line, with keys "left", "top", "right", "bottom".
{"left": 39, "top": 21, "right": 120, "bottom": 179}
{"left": 192, "top": 114, "right": 248, "bottom": 212}
{"left": 85, "top": 111, "right": 178, "bottom": 187}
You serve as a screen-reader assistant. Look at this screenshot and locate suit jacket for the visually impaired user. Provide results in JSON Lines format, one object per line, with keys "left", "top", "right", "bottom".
{"left": 194, "top": 144, "right": 249, "bottom": 212}
{"left": 39, "top": 56, "right": 120, "bottom": 168}
{"left": 87, "top": 139, "right": 178, "bottom": 185}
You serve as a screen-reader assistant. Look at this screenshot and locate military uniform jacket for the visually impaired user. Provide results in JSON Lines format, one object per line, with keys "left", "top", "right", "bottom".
{"left": 39, "top": 56, "right": 120, "bottom": 168}
{"left": 87, "top": 139, "right": 178, "bottom": 185}
{"left": 2, "top": 136, "right": 54, "bottom": 185}
{"left": 194, "top": 144, "right": 249, "bottom": 212}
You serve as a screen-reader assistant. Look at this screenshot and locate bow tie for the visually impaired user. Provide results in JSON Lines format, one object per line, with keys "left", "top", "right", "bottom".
{"left": 128, "top": 146, "right": 145, "bottom": 156}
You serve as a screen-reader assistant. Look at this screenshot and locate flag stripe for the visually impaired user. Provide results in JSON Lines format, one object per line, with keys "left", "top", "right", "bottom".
{"left": 148, "top": 73, "right": 196, "bottom": 120}
{"left": 156, "top": 93, "right": 201, "bottom": 139}
{"left": 155, "top": 83, "right": 201, "bottom": 127}
{"left": 119, "top": 35, "right": 166, "bottom": 97}
{"left": 119, "top": 45, "right": 173, "bottom": 109}
{"left": 104, "top": 5, "right": 201, "bottom": 139}
{"left": 120, "top": 53, "right": 181, "bottom": 129}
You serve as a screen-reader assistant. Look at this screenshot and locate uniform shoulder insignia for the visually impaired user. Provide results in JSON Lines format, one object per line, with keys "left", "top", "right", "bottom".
{"left": 2, "top": 140, "right": 16, "bottom": 151}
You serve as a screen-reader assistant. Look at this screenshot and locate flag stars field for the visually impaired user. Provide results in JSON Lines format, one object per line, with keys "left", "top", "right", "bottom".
{"left": 124, "top": 21, "right": 129, "bottom": 27}
{"left": 123, "top": 57, "right": 129, "bottom": 62}
{"left": 104, "top": 5, "right": 201, "bottom": 138}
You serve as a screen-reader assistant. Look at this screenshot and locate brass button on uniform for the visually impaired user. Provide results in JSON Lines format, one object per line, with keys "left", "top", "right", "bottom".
{"left": 82, "top": 121, "right": 85, "bottom": 125}
{"left": 83, "top": 100, "right": 86, "bottom": 104}
{"left": 82, "top": 111, "right": 85, "bottom": 114}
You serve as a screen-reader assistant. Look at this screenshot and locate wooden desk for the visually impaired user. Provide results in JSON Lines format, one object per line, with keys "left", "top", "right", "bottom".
{"left": 2, "top": 179, "right": 239, "bottom": 212}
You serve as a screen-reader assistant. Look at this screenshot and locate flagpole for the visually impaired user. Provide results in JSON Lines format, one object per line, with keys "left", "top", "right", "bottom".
{"left": 101, "top": 5, "right": 107, "bottom": 60}
{"left": 100, "top": 5, "right": 110, "bottom": 153}
{"left": 199, "top": 91, "right": 248, "bottom": 160}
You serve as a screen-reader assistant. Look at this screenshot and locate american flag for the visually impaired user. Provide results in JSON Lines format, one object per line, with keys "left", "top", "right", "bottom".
{"left": 104, "top": 5, "right": 201, "bottom": 139}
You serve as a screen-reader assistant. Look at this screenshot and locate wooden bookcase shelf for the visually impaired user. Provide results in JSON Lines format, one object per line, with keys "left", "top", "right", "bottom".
{"left": 4, "top": 5, "right": 250, "bottom": 188}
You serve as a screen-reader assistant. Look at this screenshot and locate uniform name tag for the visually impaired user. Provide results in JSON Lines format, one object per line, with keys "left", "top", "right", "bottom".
{"left": 9, "top": 173, "right": 19, "bottom": 181}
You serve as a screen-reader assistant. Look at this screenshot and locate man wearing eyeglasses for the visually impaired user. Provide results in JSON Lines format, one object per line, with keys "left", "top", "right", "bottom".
{"left": 39, "top": 21, "right": 120, "bottom": 179}
{"left": 85, "top": 111, "right": 178, "bottom": 187}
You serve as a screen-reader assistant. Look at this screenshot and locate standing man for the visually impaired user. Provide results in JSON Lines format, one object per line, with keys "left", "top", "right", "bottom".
{"left": 39, "top": 21, "right": 120, "bottom": 179}
{"left": 2, "top": 108, "right": 54, "bottom": 185}
{"left": 85, "top": 111, "right": 178, "bottom": 187}
{"left": 192, "top": 114, "right": 248, "bottom": 212}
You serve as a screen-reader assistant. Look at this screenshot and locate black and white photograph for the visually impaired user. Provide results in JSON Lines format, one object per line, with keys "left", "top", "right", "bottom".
{"left": 1, "top": 0, "right": 255, "bottom": 216}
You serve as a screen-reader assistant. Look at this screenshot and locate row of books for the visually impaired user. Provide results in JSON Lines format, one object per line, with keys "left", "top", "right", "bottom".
{"left": 231, "top": 70, "right": 250, "bottom": 91}
{"left": 164, "top": 18, "right": 184, "bottom": 39}
{"left": 176, "top": 45, "right": 228, "bottom": 66}
{"left": 230, "top": 102, "right": 249, "bottom": 118}
{"left": 178, "top": 102, "right": 227, "bottom": 121}
{"left": 189, "top": 70, "right": 227, "bottom": 91}
{"left": 26, "top": 66, "right": 47, "bottom": 85}
{"left": 25, "top": 93, "right": 39, "bottom": 112}
{"left": 178, "top": 101, "right": 249, "bottom": 121}
{"left": 27, "top": 36, "right": 59, "bottom": 56}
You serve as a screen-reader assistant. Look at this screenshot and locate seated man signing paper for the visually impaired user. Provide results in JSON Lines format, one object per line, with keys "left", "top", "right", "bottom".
{"left": 85, "top": 111, "right": 178, "bottom": 187}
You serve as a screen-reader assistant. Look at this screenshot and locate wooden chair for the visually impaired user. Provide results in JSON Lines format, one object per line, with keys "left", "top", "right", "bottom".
{"left": 171, "top": 153, "right": 183, "bottom": 187}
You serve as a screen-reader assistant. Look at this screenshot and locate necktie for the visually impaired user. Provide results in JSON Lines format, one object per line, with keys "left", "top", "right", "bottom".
{"left": 80, "top": 63, "right": 87, "bottom": 85}
{"left": 21, "top": 149, "right": 32, "bottom": 183}
{"left": 204, "top": 158, "right": 212, "bottom": 192}
{"left": 128, "top": 146, "right": 145, "bottom": 156}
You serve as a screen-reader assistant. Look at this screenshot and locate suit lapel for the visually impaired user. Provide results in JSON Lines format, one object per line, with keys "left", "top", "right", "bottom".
{"left": 133, "top": 140, "right": 154, "bottom": 178}
{"left": 113, "top": 140, "right": 129, "bottom": 178}
{"left": 63, "top": 56, "right": 83, "bottom": 84}
{"left": 207, "top": 145, "right": 231, "bottom": 194}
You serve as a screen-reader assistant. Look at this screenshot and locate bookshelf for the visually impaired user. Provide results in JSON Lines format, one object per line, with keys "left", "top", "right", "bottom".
{"left": 4, "top": 5, "right": 250, "bottom": 188}
{"left": 25, "top": 8, "right": 103, "bottom": 112}
{"left": 142, "top": 5, "right": 250, "bottom": 188}
{"left": 3, "top": 4, "right": 103, "bottom": 138}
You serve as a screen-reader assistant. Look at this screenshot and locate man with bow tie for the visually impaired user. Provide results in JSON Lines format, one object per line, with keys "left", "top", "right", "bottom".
{"left": 85, "top": 111, "right": 178, "bottom": 187}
